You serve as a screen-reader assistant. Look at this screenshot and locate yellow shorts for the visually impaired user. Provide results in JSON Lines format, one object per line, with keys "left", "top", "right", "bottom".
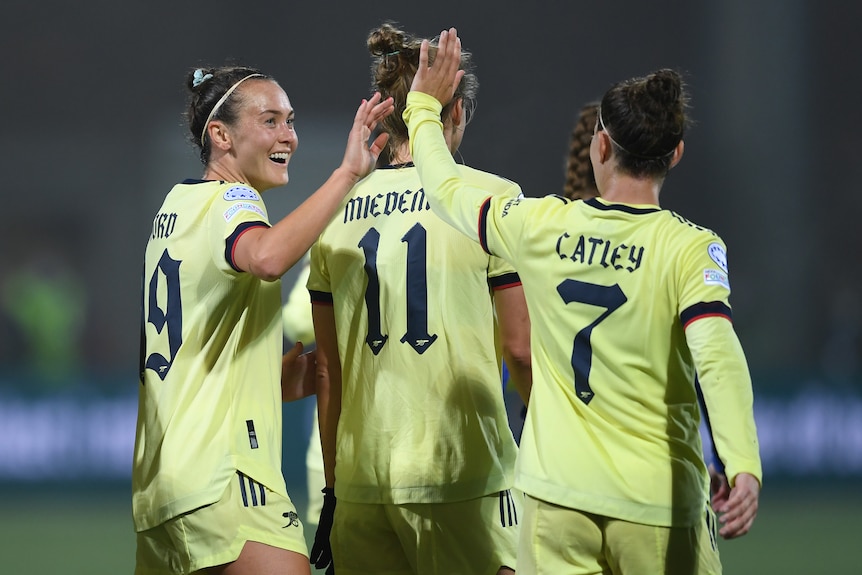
{"left": 135, "top": 471, "right": 308, "bottom": 574}
{"left": 331, "top": 489, "right": 521, "bottom": 575}
{"left": 518, "top": 495, "right": 721, "bottom": 575}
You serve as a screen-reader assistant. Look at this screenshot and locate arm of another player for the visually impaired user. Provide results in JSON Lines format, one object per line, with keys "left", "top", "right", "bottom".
{"left": 280, "top": 342, "right": 317, "bottom": 401}
{"left": 404, "top": 29, "right": 495, "bottom": 243}
{"left": 685, "top": 315, "right": 762, "bottom": 539}
{"left": 308, "top": 302, "right": 340, "bottom": 573}
{"left": 311, "top": 303, "right": 341, "bottom": 490}
{"left": 494, "top": 284, "right": 532, "bottom": 405}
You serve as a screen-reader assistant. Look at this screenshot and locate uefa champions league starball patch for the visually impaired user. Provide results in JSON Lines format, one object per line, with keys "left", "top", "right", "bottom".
{"left": 223, "top": 185, "right": 260, "bottom": 202}
{"left": 707, "top": 242, "right": 728, "bottom": 273}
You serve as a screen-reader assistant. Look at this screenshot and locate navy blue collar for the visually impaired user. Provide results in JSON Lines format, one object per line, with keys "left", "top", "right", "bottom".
{"left": 584, "top": 197, "right": 660, "bottom": 215}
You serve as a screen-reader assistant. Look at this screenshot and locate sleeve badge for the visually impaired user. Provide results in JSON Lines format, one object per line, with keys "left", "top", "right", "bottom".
{"left": 707, "top": 242, "right": 728, "bottom": 273}
{"left": 223, "top": 185, "right": 261, "bottom": 202}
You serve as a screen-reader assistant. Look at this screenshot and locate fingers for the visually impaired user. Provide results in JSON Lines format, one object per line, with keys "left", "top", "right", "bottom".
{"left": 281, "top": 345, "right": 318, "bottom": 402}
{"left": 368, "top": 95, "right": 395, "bottom": 124}
{"left": 708, "top": 467, "right": 731, "bottom": 509}
{"left": 369, "top": 131, "right": 390, "bottom": 160}
{"left": 283, "top": 341, "right": 303, "bottom": 362}
{"left": 719, "top": 509, "right": 756, "bottom": 539}
{"left": 411, "top": 28, "right": 464, "bottom": 105}
{"left": 717, "top": 482, "right": 759, "bottom": 539}
{"left": 710, "top": 485, "right": 730, "bottom": 512}
{"left": 302, "top": 349, "right": 317, "bottom": 396}
{"left": 439, "top": 29, "right": 462, "bottom": 79}
{"left": 353, "top": 93, "right": 394, "bottom": 133}
{"left": 418, "top": 38, "right": 430, "bottom": 71}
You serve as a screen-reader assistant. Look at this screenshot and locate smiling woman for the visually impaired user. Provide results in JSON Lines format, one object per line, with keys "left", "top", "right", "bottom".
{"left": 196, "top": 70, "right": 295, "bottom": 192}
{"left": 132, "top": 64, "right": 393, "bottom": 575}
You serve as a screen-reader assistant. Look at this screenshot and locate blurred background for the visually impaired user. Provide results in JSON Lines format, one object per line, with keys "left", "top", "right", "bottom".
{"left": 1, "top": 0, "right": 860, "bottom": 573}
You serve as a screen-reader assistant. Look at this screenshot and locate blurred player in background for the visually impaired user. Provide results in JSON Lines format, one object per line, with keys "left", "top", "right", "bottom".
{"left": 406, "top": 29, "right": 762, "bottom": 574}
{"left": 563, "top": 102, "right": 600, "bottom": 201}
{"left": 134, "top": 64, "right": 392, "bottom": 575}
{"left": 307, "top": 22, "right": 531, "bottom": 575}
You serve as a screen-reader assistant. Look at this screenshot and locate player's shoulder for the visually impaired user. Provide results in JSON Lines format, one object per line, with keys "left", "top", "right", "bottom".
{"left": 172, "top": 180, "right": 264, "bottom": 209}
{"left": 203, "top": 181, "right": 264, "bottom": 206}
{"left": 545, "top": 194, "right": 579, "bottom": 205}
{"left": 659, "top": 210, "right": 729, "bottom": 270}
{"left": 176, "top": 179, "right": 259, "bottom": 196}
{"left": 662, "top": 209, "right": 722, "bottom": 242}
{"left": 457, "top": 165, "right": 522, "bottom": 196}
{"left": 520, "top": 193, "right": 582, "bottom": 211}
{"left": 490, "top": 193, "right": 572, "bottom": 220}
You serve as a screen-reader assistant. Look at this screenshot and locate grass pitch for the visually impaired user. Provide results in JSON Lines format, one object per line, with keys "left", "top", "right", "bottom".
{"left": 1, "top": 483, "right": 858, "bottom": 574}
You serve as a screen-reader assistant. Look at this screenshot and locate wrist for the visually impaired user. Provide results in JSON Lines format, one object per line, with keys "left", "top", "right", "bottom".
{"left": 332, "top": 166, "right": 361, "bottom": 188}
{"left": 406, "top": 91, "right": 444, "bottom": 113}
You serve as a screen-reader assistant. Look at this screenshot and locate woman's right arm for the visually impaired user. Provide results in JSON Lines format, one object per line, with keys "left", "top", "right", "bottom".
{"left": 233, "top": 94, "right": 393, "bottom": 280}
{"left": 312, "top": 302, "right": 341, "bottom": 490}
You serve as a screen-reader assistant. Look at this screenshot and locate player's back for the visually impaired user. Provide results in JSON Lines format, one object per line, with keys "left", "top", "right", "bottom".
{"left": 504, "top": 196, "right": 727, "bottom": 527}
{"left": 308, "top": 164, "right": 521, "bottom": 505}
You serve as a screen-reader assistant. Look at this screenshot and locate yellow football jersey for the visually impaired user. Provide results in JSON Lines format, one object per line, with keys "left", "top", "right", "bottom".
{"left": 405, "top": 91, "right": 762, "bottom": 528}
{"left": 134, "top": 180, "right": 286, "bottom": 531}
{"left": 308, "top": 163, "right": 521, "bottom": 504}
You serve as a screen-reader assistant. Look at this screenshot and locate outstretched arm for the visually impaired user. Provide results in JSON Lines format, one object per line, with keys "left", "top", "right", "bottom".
{"left": 404, "top": 29, "right": 505, "bottom": 245}
{"left": 494, "top": 285, "right": 532, "bottom": 405}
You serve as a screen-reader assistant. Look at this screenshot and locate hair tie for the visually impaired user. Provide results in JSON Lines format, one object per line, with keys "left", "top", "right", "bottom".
{"left": 192, "top": 69, "right": 213, "bottom": 88}
{"left": 200, "top": 73, "right": 265, "bottom": 147}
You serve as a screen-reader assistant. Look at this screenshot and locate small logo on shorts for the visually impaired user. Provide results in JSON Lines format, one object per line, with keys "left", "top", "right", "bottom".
{"left": 282, "top": 511, "right": 300, "bottom": 528}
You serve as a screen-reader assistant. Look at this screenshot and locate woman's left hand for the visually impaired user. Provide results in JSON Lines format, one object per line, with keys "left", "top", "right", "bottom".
{"left": 281, "top": 341, "right": 316, "bottom": 401}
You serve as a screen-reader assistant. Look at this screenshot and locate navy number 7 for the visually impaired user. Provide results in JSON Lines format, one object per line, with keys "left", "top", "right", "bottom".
{"left": 556, "top": 279, "right": 627, "bottom": 404}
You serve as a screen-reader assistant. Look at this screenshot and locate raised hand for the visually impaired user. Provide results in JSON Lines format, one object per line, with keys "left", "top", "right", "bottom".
{"left": 410, "top": 28, "right": 466, "bottom": 107}
{"left": 340, "top": 92, "right": 394, "bottom": 181}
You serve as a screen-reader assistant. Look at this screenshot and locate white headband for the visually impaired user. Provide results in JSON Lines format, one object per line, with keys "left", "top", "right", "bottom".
{"left": 200, "top": 73, "right": 265, "bottom": 147}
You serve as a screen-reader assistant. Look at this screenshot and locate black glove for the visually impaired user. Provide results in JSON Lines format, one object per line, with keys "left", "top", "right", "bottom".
{"left": 310, "top": 487, "right": 336, "bottom": 574}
